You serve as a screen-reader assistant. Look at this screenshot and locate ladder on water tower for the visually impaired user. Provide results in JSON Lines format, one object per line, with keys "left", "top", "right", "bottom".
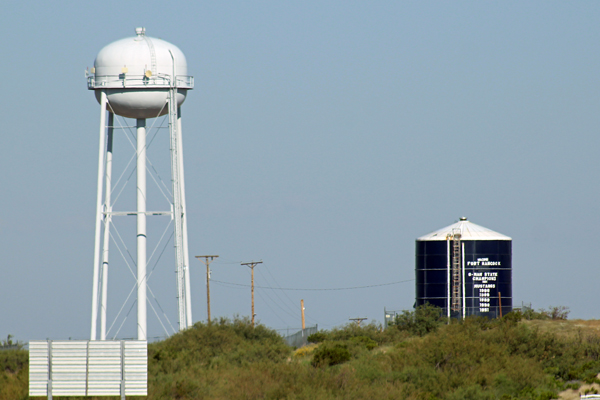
{"left": 451, "top": 229, "right": 462, "bottom": 312}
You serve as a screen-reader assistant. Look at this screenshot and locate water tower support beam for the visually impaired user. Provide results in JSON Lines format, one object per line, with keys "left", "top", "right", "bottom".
{"left": 100, "top": 112, "right": 114, "bottom": 340}
{"left": 446, "top": 237, "right": 450, "bottom": 319}
{"left": 177, "top": 109, "right": 192, "bottom": 328}
{"left": 137, "top": 118, "right": 148, "bottom": 341}
{"left": 91, "top": 90, "right": 107, "bottom": 340}
{"left": 169, "top": 88, "right": 187, "bottom": 331}
{"left": 462, "top": 242, "right": 466, "bottom": 320}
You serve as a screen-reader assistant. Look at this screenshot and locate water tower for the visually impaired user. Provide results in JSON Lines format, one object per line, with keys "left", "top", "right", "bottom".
{"left": 87, "top": 28, "right": 193, "bottom": 341}
{"left": 415, "top": 217, "right": 512, "bottom": 319}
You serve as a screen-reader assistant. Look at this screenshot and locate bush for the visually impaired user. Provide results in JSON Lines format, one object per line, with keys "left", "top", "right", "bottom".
{"left": 312, "top": 342, "right": 352, "bottom": 367}
{"left": 0, "top": 347, "right": 28, "bottom": 400}
{"left": 543, "top": 306, "right": 570, "bottom": 320}
{"left": 0, "top": 335, "right": 22, "bottom": 350}
{"left": 392, "top": 303, "right": 443, "bottom": 336}
{"left": 293, "top": 344, "right": 318, "bottom": 358}
{"left": 318, "top": 321, "right": 405, "bottom": 345}
{"left": 520, "top": 305, "right": 570, "bottom": 321}
{"left": 307, "top": 332, "right": 327, "bottom": 343}
{"left": 349, "top": 336, "right": 378, "bottom": 350}
{"left": 149, "top": 316, "right": 290, "bottom": 372}
{"left": 522, "top": 307, "right": 550, "bottom": 320}
{"left": 503, "top": 310, "right": 524, "bottom": 323}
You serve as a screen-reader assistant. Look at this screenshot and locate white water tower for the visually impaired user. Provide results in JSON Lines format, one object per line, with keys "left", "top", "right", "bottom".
{"left": 87, "top": 28, "right": 193, "bottom": 341}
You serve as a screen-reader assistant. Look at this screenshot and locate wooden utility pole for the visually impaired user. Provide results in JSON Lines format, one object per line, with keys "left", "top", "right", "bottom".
{"left": 301, "top": 299, "right": 306, "bottom": 330}
{"left": 349, "top": 317, "right": 367, "bottom": 327}
{"left": 241, "top": 261, "right": 262, "bottom": 327}
{"left": 498, "top": 292, "right": 503, "bottom": 319}
{"left": 195, "top": 255, "right": 219, "bottom": 324}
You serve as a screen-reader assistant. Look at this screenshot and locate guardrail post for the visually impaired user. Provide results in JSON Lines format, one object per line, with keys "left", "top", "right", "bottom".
{"left": 120, "top": 340, "right": 125, "bottom": 400}
{"left": 48, "top": 340, "right": 52, "bottom": 400}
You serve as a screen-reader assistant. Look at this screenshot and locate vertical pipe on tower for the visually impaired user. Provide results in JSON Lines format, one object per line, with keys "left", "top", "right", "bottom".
{"left": 91, "top": 90, "right": 107, "bottom": 341}
{"left": 462, "top": 242, "right": 466, "bottom": 320}
{"left": 177, "top": 108, "right": 192, "bottom": 327}
{"left": 446, "top": 238, "right": 450, "bottom": 319}
{"left": 100, "top": 112, "right": 114, "bottom": 340}
{"left": 137, "top": 118, "right": 147, "bottom": 341}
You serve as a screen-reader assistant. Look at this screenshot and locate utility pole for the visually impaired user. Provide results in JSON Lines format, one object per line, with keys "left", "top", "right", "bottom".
{"left": 195, "top": 255, "right": 219, "bottom": 324}
{"left": 349, "top": 317, "right": 367, "bottom": 327}
{"left": 301, "top": 299, "right": 306, "bottom": 330}
{"left": 241, "top": 261, "right": 262, "bottom": 327}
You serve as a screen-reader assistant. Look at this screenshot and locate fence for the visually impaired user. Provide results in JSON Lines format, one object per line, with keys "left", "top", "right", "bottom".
{"left": 283, "top": 326, "right": 318, "bottom": 348}
{"left": 384, "top": 305, "right": 517, "bottom": 327}
{"left": 0, "top": 344, "right": 20, "bottom": 351}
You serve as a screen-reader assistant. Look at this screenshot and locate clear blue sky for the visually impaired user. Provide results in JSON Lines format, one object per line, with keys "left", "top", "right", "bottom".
{"left": 2, "top": 1, "right": 600, "bottom": 342}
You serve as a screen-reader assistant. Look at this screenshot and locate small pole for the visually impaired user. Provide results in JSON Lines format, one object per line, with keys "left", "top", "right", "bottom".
{"left": 241, "top": 261, "right": 263, "bottom": 327}
{"left": 301, "top": 299, "right": 306, "bottom": 330}
{"left": 195, "top": 256, "right": 219, "bottom": 324}
{"left": 498, "top": 292, "right": 503, "bottom": 318}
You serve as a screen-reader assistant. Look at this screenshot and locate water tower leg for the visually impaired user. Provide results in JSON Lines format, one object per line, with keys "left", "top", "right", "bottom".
{"left": 91, "top": 90, "right": 107, "bottom": 340}
{"left": 462, "top": 242, "right": 466, "bottom": 320}
{"left": 169, "top": 89, "right": 186, "bottom": 331}
{"left": 446, "top": 238, "right": 450, "bottom": 319}
{"left": 100, "top": 112, "right": 114, "bottom": 340}
{"left": 137, "top": 118, "right": 147, "bottom": 341}
{"left": 177, "top": 109, "right": 193, "bottom": 328}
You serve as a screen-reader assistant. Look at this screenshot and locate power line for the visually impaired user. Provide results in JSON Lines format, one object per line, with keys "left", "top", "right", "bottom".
{"left": 257, "top": 268, "right": 301, "bottom": 319}
{"left": 210, "top": 278, "right": 414, "bottom": 291}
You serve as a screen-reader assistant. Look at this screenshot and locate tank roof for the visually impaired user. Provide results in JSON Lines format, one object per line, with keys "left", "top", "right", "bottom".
{"left": 416, "top": 218, "right": 511, "bottom": 241}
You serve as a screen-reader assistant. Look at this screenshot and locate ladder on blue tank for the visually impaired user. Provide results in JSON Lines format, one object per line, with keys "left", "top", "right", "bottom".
{"left": 451, "top": 229, "right": 461, "bottom": 312}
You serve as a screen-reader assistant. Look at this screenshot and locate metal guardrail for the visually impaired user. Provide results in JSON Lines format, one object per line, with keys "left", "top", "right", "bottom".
{"left": 87, "top": 74, "right": 194, "bottom": 90}
{"left": 580, "top": 395, "right": 600, "bottom": 399}
{"left": 29, "top": 340, "right": 147, "bottom": 399}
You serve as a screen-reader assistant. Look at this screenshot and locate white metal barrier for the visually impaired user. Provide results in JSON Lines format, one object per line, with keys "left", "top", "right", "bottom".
{"left": 29, "top": 340, "right": 147, "bottom": 399}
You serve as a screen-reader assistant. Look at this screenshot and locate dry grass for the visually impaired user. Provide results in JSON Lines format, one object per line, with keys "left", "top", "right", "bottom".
{"left": 559, "top": 378, "right": 600, "bottom": 400}
{"left": 523, "top": 319, "right": 600, "bottom": 339}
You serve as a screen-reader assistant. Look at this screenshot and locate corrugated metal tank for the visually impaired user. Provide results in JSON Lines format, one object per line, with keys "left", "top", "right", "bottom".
{"left": 415, "top": 217, "right": 512, "bottom": 319}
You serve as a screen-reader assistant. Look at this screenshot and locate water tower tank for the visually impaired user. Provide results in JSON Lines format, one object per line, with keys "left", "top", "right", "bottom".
{"left": 415, "top": 217, "right": 512, "bottom": 319}
{"left": 88, "top": 27, "right": 193, "bottom": 118}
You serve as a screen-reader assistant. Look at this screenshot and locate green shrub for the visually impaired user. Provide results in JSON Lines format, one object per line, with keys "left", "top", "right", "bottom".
{"left": 349, "top": 336, "right": 378, "bottom": 350}
{"left": 307, "top": 331, "right": 327, "bottom": 343}
{"left": 0, "top": 348, "right": 28, "bottom": 400}
{"left": 542, "top": 306, "right": 570, "bottom": 320}
{"left": 503, "top": 310, "right": 524, "bottom": 323}
{"left": 312, "top": 342, "right": 351, "bottom": 367}
{"left": 315, "top": 321, "right": 407, "bottom": 345}
{"left": 393, "top": 303, "right": 443, "bottom": 336}
{"left": 563, "top": 381, "right": 581, "bottom": 390}
{"left": 520, "top": 306, "right": 570, "bottom": 321}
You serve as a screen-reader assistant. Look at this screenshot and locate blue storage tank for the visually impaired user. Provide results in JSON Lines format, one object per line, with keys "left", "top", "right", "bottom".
{"left": 415, "top": 217, "right": 512, "bottom": 319}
